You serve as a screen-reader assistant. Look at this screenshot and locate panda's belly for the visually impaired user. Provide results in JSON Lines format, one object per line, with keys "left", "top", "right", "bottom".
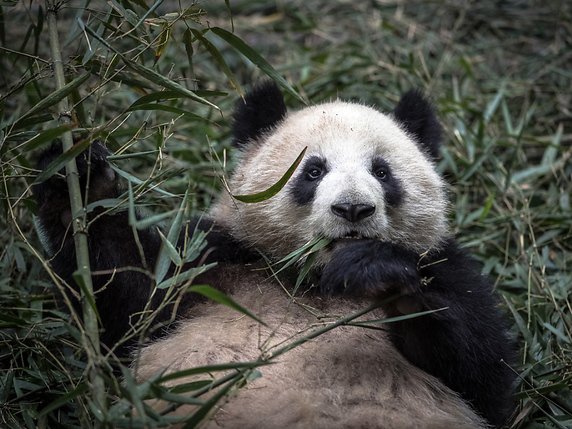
{"left": 134, "top": 266, "right": 485, "bottom": 429}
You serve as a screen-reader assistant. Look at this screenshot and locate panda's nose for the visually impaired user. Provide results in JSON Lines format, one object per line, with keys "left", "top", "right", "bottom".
{"left": 331, "top": 203, "right": 376, "bottom": 222}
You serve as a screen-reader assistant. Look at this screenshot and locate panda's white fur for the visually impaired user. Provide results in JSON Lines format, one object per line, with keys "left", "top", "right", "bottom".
{"left": 132, "top": 100, "right": 487, "bottom": 428}
{"left": 136, "top": 268, "right": 486, "bottom": 429}
{"left": 210, "top": 101, "right": 448, "bottom": 258}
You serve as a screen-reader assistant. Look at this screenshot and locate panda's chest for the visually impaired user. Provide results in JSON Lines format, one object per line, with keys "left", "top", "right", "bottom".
{"left": 134, "top": 268, "right": 485, "bottom": 429}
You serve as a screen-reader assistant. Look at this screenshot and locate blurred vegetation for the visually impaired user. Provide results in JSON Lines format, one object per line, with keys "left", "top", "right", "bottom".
{"left": 0, "top": 0, "right": 570, "bottom": 427}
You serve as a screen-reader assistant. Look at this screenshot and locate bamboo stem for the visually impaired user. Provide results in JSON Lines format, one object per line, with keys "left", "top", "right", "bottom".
{"left": 46, "top": 2, "right": 106, "bottom": 421}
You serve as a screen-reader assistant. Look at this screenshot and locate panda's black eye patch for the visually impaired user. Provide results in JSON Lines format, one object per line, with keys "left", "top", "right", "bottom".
{"left": 291, "top": 156, "right": 327, "bottom": 205}
{"left": 371, "top": 157, "right": 402, "bottom": 207}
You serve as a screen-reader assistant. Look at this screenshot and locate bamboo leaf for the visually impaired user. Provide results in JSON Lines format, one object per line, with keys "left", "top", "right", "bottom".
{"left": 189, "top": 285, "right": 267, "bottom": 326}
{"left": 183, "top": 28, "right": 194, "bottom": 72}
{"left": 191, "top": 28, "right": 243, "bottom": 96}
{"left": 127, "top": 103, "right": 207, "bottom": 121}
{"left": 157, "top": 229, "right": 183, "bottom": 266}
{"left": 20, "top": 124, "right": 73, "bottom": 152}
{"left": 156, "top": 263, "right": 216, "bottom": 290}
{"left": 38, "top": 383, "right": 89, "bottom": 416}
{"left": 159, "top": 361, "right": 272, "bottom": 384}
{"left": 78, "top": 18, "right": 219, "bottom": 110}
{"left": 274, "top": 237, "right": 330, "bottom": 278}
{"left": 155, "top": 190, "right": 188, "bottom": 284}
{"left": 109, "top": 164, "right": 177, "bottom": 197}
{"left": 483, "top": 83, "right": 505, "bottom": 124}
{"left": 120, "top": 57, "right": 220, "bottom": 110}
{"left": 129, "top": 90, "right": 185, "bottom": 107}
{"left": 182, "top": 374, "right": 243, "bottom": 429}
{"left": 210, "top": 27, "right": 304, "bottom": 104}
{"left": 233, "top": 147, "right": 306, "bottom": 203}
{"left": 12, "top": 72, "right": 90, "bottom": 127}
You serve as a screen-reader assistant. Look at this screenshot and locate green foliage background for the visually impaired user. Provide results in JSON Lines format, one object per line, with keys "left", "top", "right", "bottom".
{"left": 0, "top": 0, "right": 570, "bottom": 427}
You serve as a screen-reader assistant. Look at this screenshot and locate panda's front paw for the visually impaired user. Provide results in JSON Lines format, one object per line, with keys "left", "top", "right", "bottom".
{"left": 34, "top": 140, "right": 119, "bottom": 226}
{"left": 75, "top": 140, "right": 113, "bottom": 180}
{"left": 35, "top": 140, "right": 116, "bottom": 202}
{"left": 319, "top": 240, "right": 420, "bottom": 298}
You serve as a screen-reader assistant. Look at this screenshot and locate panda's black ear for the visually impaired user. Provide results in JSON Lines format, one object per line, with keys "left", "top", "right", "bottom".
{"left": 232, "top": 80, "right": 287, "bottom": 147}
{"left": 393, "top": 90, "right": 442, "bottom": 160}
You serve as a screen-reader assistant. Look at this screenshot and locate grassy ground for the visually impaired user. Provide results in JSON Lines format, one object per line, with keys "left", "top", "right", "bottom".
{"left": 1, "top": 0, "right": 571, "bottom": 427}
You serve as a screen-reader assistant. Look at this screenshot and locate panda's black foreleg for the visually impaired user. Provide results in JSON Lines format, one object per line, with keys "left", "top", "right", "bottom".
{"left": 34, "top": 141, "right": 171, "bottom": 355}
{"left": 319, "top": 239, "right": 515, "bottom": 427}
{"left": 34, "top": 142, "right": 259, "bottom": 356}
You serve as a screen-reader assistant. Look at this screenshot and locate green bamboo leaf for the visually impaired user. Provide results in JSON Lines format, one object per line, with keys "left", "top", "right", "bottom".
{"left": 84, "top": 198, "right": 124, "bottom": 214}
{"left": 233, "top": 147, "right": 307, "bottom": 203}
{"left": 8, "top": 113, "right": 54, "bottom": 131}
{"left": 183, "top": 28, "right": 194, "bottom": 72}
{"left": 483, "top": 82, "right": 505, "bottom": 124}
{"left": 122, "top": 58, "right": 220, "bottom": 111}
{"left": 542, "top": 322, "right": 571, "bottom": 344}
{"left": 168, "top": 380, "right": 212, "bottom": 395}
{"left": 157, "top": 229, "right": 183, "bottom": 266}
{"left": 108, "top": 0, "right": 139, "bottom": 27}
{"left": 109, "top": 164, "right": 177, "bottom": 198}
{"left": 182, "top": 374, "right": 243, "bottom": 429}
{"left": 541, "top": 123, "right": 562, "bottom": 166}
{"left": 78, "top": 18, "right": 219, "bottom": 110}
{"left": 189, "top": 285, "right": 267, "bottom": 326}
{"left": 159, "top": 361, "right": 272, "bottom": 383}
{"left": 274, "top": 237, "right": 331, "bottom": 278}
{"left": 183, "top": 228, "right": 208, "bottom": 264}
{"left": 127, "top": 103, "right": 207, "bottom": 122}
{"left": 155, "top": 190, "right": 188, "bottom": 284}
{"left": 38, "top": 382, "right": 89, "bottom": 416}
{"left": 132, "top": 210, "right": 178, "bottom": 230}
{"left": 210, "top": 27, "right": 304, "bottom": 104}
{"left": 511, "top": 164, "right": 554, "bottom": 185}
{"left": 13, "top": 71, "right": 90, "bottom": 127}
{"left": 156, "top": 263, "right": 216, "bottom": 290}
{"left": 20, "top": 124, "right": 73, "bottom": 152}
{"left": 124, "top": 0, "right": 163, "bottom": 36}
{"left": 224, "top": 0, "right": 234, "bottom": 32}
{"left": 348, "top": 307, "right": 448, "bottom": 328}
{"left": 191, "top": 28, "right": 243, "bottom": 96}
{"left": 129, "top": 90, "right": 185, "bottom": 107}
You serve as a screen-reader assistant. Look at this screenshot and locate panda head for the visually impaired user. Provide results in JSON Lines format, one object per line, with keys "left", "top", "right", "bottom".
{"left": 210, "top": 81, "right": 448, "bottom": 259}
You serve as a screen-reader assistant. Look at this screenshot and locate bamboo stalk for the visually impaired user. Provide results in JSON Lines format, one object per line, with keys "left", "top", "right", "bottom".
{"left": 46, "top": 1, "right": 106, "bottom": 421}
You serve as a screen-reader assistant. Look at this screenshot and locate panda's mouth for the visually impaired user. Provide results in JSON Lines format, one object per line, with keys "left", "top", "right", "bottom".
{"left": 342, "top": 230, "right": 365, "bottom": 239}
{"left": 322, "top": 228, "right": 376, "bottom": 249}
{"left": 329, "top": 231, "right": 369, "bottom": 243}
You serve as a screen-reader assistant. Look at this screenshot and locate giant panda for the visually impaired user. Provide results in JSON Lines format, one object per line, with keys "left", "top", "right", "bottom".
{"left": 34, "top": 81, "right": 515, "bottom": 428}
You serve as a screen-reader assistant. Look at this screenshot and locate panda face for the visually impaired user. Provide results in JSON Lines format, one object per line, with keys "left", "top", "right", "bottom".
{"left": 288, "top": 109, "right": 406, "bottom": 243}
{"left": 211, "top": 99, "right": 449, "bottom": 258}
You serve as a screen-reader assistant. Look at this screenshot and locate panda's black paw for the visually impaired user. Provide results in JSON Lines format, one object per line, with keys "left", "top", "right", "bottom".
{"left": 34, "top": 140, "right": 116, "bottom": 203}
{"left": 319, "top": 240, "right": 420, "bottom": 298}
{"left": 34, "top": 140, "right": 119, "bottom": 228}
{"left": 76, "top": 140, "right": 113, "bottom": 179}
